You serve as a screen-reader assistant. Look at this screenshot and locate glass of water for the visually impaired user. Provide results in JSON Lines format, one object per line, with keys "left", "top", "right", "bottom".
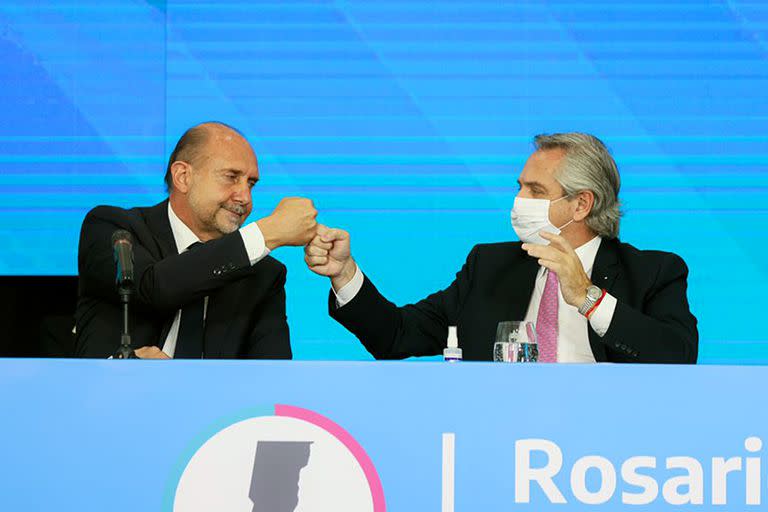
{"left": 493, "top": 321, "right": 538, "bottom": 362}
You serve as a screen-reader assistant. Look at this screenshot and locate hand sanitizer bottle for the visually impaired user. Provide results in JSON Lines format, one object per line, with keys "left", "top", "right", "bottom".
{"left": 443, "top": 326, "right": 463, "bottom": 362}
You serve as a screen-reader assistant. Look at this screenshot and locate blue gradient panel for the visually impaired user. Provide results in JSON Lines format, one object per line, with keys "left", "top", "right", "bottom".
{"left": 1, "top": 1, "right": 767, "bottom": 363}
{"left": 0, "top": 1, "right": 166, "bottom": 276}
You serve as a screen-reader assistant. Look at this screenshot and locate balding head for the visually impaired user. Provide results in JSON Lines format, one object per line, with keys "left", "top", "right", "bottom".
{"left": 165, "top": 122, "right": 260, "bottom": 241}
{"left": 164, "top": 122, "right": 247, "bottom": 191}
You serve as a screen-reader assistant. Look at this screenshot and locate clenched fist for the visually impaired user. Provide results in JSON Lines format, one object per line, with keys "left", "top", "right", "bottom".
{"left": 257, "top": 197, "right": 318, "bottom": 249}
{"left": 304, "top": 224, "right": 357, "bottom": 290}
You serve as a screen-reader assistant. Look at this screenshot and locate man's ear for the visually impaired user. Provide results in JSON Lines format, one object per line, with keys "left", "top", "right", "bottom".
{"left": 573, "top": 190, "right": 595, "bottom": 222}
{"left": 170, "top": 161, "right": 193, "bottom": 194}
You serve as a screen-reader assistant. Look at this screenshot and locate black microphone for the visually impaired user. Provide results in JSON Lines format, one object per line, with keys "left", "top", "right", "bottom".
{"left": 111, "top": 230, "right": 137, "bottom": 359}
{"left": 111, "top": 230, "right": 135, "bottom": 295}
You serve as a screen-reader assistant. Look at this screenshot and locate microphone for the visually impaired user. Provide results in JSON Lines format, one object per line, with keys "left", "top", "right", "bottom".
{"left": 111, "top": 230, "right": 135, "bottom": 295}
{"left": 111, "top": 230, "right": 137, "bottom": 359}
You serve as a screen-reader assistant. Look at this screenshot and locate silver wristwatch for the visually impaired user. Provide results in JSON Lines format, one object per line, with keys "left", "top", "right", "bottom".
{"left": 578, "top": 285, "right": 604, "bottom": 316}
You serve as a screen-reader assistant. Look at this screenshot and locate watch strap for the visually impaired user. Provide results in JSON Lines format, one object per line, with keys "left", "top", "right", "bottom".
{"left": 578, "top": 286, "right": 604, "bottom": 316}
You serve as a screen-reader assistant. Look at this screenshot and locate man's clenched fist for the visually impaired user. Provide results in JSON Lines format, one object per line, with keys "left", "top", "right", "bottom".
{"left": 304, "top": 224, "right": 357, "bottom": 290}
{"left": 257, "top": 197, "right": 318, "bottom": 249}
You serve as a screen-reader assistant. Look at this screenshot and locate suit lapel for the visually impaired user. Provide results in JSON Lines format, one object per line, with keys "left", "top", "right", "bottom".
{"left": 506, "top": 249, "right": 540, "bottom": 321}
{"left": 144, "top": 200, "right": 176, "bottom": 260}
{"left": 143, "top": 200, "right": 179, "bottom": 346}
{"left": 587, "top": 238, "right": 622, "bottom": 361}
{"left": 592, "top": 238, "right": 621, "bottom": 292}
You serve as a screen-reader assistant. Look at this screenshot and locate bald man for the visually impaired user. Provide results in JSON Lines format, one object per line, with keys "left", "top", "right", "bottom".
{"left": 75, "top": 122, "right": 316, "bottom": 359}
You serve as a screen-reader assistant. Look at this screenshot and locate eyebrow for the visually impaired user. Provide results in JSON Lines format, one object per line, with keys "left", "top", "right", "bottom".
{"left": 517, "top": 179, "right": 547, "bottom": 191}
{"left": 219, "top": 168, "right": 259, "bottom": 183}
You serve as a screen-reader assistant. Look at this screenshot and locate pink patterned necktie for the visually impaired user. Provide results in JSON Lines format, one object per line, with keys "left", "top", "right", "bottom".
{"left": 536, "top": 270, "right": 559, "bottom": 363}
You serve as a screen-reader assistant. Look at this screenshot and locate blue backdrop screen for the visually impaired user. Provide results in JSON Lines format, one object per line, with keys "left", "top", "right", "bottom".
{"left": 1, "top": 1, "right": 767, "bottom": 363}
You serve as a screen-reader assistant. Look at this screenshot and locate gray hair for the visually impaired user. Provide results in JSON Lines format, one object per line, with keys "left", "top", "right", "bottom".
{"left": 534, "top": 132, "right": 622, "bottom": 239}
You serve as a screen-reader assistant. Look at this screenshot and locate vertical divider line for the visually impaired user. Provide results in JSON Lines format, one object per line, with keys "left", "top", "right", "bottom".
{"left": 442, "top": 432, "right": 455, "bottom": 512}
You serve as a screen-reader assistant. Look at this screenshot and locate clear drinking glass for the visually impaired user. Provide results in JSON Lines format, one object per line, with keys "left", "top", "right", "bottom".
{"left": 493, "top": 321, "right": 538, "bottom": 362}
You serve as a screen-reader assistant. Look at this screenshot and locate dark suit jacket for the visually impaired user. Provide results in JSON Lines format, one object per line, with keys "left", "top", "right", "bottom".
{"left": 330, "top": 238, "right": 698, "bottom": 363}
{"left": 75, "top": 201, "right": 291, "bottom": 359}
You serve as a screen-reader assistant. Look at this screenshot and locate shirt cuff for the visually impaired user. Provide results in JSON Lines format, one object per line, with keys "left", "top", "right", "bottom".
{"left": 333, "top": 263, "right": 364, "bottom": 308}
{"left": 239, "top": 222, "right": 270, "bottom": 265}
{"left": 588, "top": 292, "right": 617, "bottom": 337}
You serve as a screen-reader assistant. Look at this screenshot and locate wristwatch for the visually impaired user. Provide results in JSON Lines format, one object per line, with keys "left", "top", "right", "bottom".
{"left": 578, "top": 285, "right": 604, "bottom": 316}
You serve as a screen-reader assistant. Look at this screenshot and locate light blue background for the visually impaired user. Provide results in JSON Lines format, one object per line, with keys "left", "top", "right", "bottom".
{"left": 1, "top": 1, "right": 767, "bottom": 362}
{"left": 0, "top": 360, "right": 765, "bottom": 511}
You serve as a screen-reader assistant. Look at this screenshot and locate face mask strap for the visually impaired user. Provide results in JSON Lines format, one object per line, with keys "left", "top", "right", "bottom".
{"left": 550, "top": 194, "right": 576, "bottom": 231}
{"left": 556, "top": 218, "right": 575, "bottom": 231}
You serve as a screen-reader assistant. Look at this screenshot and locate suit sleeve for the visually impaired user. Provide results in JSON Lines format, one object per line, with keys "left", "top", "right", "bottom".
{"left": 241, "top": 266, "right": 292, "bottom": 359}
{"left": 79, "top": 206, "right": 258, "bottom": 314}
{"left": 329, "top": 247, "right": 479, "bottom": 359}
{"left": 601, "top": 253, "right": 698, "bottom": 363}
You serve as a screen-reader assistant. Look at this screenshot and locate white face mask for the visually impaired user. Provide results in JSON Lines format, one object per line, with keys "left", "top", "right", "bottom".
{"left": 510, "top": 196, "right": 573, "bottom": 245}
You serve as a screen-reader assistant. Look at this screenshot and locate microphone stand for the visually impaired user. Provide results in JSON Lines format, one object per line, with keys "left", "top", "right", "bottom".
{"left": 113, "top": 282, "right": 136, "bottom": 359}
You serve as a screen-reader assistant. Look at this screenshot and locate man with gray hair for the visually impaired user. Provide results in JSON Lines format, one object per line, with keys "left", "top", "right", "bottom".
{"left": 305, "top": 132, "right": 698, "bottom": 363}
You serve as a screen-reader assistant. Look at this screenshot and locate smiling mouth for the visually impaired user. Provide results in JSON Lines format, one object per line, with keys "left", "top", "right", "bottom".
{"left": 223, "top": 206, "right": 246, "bottom": 218}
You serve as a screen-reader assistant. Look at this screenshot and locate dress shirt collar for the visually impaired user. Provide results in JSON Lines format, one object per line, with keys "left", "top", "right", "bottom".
{"left": 574, "top": 235, "right": 602, "bottom": 275}
{"left": 167, "top": 202, "right": 201, "bottom": 254}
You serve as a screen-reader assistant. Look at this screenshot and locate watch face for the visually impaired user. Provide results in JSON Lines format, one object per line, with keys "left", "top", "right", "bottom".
{"left": 587, "top": 285, "right": 602, "bottom": 300}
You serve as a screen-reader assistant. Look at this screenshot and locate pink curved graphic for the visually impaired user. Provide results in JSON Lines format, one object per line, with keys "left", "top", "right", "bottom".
{"left": 275, "top": 404, "right": 385, "bottom": 512}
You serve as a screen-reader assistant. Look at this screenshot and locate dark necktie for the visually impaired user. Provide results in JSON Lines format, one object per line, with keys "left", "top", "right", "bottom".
{"left": 174, "top": 242, "right": 205, "bottom": 359}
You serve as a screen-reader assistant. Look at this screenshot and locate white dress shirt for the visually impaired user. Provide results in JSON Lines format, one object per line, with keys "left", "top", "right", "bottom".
{"left": 334, "top": 236, "right": 618, "bottom": 363}
{"left": 521, "top": 236, "right": 616, "bottom": 362}
{"left": 160, "top": 204, "right": 269, "bottom": 357}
